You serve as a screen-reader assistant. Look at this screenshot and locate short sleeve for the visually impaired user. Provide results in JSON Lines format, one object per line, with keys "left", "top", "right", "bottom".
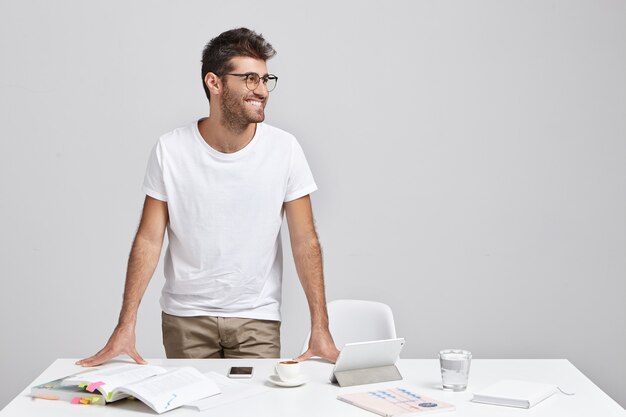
{"left": 284, "top": 138, "right": 317, "bottom": 202}
{"left": 142, "top": 141, "right": 168, "bottom": 202}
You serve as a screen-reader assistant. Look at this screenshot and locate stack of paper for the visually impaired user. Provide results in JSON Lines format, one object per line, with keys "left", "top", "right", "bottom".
{"left": 183, "top": 372, "right": 268, "bottom": 411}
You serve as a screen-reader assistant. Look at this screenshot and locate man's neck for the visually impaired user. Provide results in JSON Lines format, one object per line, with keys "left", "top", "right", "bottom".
{"left": 198, "top": 117, "right": 257, "bottom": 154}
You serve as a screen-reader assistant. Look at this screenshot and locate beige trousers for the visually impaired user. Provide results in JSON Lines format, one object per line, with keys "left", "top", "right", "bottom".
{"left": 161, "top": 312, "right": 281, "bottom": 359}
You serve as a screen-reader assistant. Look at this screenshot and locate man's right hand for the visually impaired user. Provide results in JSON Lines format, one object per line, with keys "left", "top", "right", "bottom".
{"left": 76, "top": 196, "right": 167, "bottom": 367}
{"left": 75, "top": 324, "right": 147, "bottom": 367}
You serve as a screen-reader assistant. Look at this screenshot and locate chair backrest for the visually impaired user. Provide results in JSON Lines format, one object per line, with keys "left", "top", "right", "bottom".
{"left": 300, "top": 299, "right": 397, "bottom": 354}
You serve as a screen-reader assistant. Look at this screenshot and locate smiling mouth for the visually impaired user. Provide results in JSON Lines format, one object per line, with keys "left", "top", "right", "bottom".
{"left": 245, "top": 99, "right": 264, "bottom": 108}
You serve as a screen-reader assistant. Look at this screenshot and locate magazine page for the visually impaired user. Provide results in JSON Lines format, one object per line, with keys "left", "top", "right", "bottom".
{"left": 62, "top": 364, "right": 168, "bottom": 400}
{"left": 116, "top": 367, "right": 221, "bottom": 414}
{"left": 338, "top": 387, "right": 456, "bottom": 416}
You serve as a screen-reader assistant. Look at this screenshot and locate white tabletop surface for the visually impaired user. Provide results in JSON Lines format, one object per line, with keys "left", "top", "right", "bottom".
{"left": 1, "top": 358, "right": 624, "bottom": 416}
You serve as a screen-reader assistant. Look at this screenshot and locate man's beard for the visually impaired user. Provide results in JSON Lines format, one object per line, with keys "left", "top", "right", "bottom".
{"left": 219, "top": 83, "right": 265, "bottom": 134}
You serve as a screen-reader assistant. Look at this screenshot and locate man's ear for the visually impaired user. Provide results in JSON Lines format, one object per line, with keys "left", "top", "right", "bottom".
{"left": 205, "top": 72, "right": 221, "bottom": 96}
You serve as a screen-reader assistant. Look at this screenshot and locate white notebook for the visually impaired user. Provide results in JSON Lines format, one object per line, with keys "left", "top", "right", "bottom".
{"left": 471, "top": 380, "right": 559, "bottom": 409}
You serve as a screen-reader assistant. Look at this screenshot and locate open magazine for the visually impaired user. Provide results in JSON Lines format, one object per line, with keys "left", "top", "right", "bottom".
{"left": 31, "top": 364, "right": 220, "bottom": 414}
{"left": 338, "top": 387, "right": 456, "bottom": 416}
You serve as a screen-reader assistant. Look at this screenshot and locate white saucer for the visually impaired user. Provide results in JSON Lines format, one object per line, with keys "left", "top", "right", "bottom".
{"left": 268, "top": 374, "right": 309, "bottom": 387}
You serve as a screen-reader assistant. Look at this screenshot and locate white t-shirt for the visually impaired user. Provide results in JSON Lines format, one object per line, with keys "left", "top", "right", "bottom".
{"left": 142, "top": 120, "right": 317, "bottom": 321}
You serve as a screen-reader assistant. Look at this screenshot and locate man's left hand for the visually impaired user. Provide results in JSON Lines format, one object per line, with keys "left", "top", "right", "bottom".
{"left": 294, "top": 328, "right": 340, "bottom": 363}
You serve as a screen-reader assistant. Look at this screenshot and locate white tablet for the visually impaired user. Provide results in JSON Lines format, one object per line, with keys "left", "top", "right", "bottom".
{"left": 330, "top": 338, "right": 405, "bottom": 383}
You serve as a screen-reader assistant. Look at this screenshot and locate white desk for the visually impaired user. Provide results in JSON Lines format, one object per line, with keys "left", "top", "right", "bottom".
{"left": 1, "top": 358, "right": 624, "bottom": 416}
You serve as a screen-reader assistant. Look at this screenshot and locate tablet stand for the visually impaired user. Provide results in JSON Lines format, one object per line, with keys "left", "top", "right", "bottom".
{"left": 333, "top": 364, "right": 403, "bottom": 387}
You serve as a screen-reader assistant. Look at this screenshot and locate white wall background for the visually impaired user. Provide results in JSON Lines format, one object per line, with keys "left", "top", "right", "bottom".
{"left": 1, "top": 0, "right": 624, "bottom": 410}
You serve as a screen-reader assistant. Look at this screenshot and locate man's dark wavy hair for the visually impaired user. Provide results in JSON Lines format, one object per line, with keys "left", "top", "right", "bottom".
{"left": 201, "top": 28, "right": 276, "bottom": 102}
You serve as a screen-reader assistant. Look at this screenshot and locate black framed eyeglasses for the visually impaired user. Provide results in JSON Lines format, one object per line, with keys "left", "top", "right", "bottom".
{"left": 222, "top": 72, "right": 278, "bottom": 92}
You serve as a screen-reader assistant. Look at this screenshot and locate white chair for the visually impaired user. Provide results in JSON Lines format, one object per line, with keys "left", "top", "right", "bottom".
{"left": 300, "top": 299, "right": 397, "bottom": 353}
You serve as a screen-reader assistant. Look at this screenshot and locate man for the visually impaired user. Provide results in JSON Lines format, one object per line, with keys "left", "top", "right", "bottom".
{"left": 77, "top": 28, "right": 339, "bottom": 366}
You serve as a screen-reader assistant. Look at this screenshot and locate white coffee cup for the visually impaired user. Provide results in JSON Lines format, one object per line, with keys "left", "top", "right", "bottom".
{"left": 274, "top": 360, "right": 301, "bottom": 381}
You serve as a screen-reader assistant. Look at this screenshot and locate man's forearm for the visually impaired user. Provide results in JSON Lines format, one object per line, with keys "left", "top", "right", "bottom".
{"left": 292, "top": 234, "right": 329, "bottom": 331}
{"left": 117, "top": 233, "right": 163, "bottom": 327}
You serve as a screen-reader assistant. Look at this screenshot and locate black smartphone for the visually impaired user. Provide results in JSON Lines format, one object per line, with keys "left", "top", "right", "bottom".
{"left": 227, "top": 366, "right": 254, "bottom": 378}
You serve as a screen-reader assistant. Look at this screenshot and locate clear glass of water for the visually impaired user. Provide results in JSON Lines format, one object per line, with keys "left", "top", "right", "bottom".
{"left": 439, "top": 349, "right": 472, "bottom": 391}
